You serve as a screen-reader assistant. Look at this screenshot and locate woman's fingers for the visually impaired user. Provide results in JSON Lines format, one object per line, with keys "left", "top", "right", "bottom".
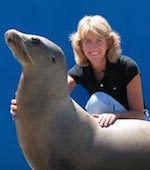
{"left": 92, "top": 113, "right": 117, "bottom": 127}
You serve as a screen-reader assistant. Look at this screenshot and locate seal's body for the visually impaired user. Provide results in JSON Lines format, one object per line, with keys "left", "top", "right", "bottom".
{"left": 5, "top": 29, "right": 150, "bottom": 170}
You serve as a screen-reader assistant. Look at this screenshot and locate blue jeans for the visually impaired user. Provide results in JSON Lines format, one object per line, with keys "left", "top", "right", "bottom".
{"left": 85, "top": 92, "right": 150, "bottom": 121}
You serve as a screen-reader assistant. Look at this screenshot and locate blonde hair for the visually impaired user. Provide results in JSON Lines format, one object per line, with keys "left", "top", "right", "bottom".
{"left": 70, "top": 15, "right": 121, "bottom": 66}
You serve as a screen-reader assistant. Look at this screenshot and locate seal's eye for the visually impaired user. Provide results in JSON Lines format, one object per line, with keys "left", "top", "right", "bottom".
{"left": 31, "top": 37, "right": 41, "bottom": 44}
{"left": 52, "top": 55, "right": 56, "bottom": 63}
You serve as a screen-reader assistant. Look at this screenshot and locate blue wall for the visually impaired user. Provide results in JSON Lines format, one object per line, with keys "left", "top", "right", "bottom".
{"left": 0, "top": 0, "right": 150, "bottom": 169}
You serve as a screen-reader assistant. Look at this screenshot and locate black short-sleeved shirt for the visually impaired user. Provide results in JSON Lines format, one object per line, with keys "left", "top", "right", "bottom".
{"left": 68, "top": 55, "right": 140, "bottom": 110}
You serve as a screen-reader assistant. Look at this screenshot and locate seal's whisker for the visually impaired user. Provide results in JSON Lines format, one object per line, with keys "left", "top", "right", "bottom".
{"left": 20, "top": 41, "right": 35, "bottom": 66}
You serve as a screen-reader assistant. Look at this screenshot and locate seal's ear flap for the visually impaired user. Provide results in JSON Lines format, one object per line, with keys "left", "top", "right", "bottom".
{"left": 52, "top": 55, "right": 56, "bottom": 63}
{"left": 31, "top": 37, "right": 41, "bottom": 44}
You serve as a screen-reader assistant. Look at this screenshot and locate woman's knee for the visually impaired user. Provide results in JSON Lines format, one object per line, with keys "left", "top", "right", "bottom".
{"left": 88, "top": 92, "right": 111, "bottom": 104}
{"left": 85, "top": 92, "right": 127, "bottom": 114}
{"left": 85, "top": 92, "right": 112, "bottom": 114}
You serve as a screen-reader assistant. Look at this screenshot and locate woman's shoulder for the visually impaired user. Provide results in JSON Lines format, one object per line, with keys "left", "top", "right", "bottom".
{"left": 113, "top": 55, "right": 139, "bottom": 72}
{"left": 68, "top": 63, "right": 92, "bottom": 76}
{"left": 118, "top": 55, "right": 140, "bottom": 78}
{"left": 108, "top": 55, "right": 140, "bottom": 75}
{"left": 118, "top": 55, "right": 138, "bottom": 66}
{"left": 69, "top": 63, "right": 92, "bottom": 72}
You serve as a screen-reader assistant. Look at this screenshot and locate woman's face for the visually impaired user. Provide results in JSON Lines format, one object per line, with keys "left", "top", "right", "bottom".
{"left": 82, "top": 31, "right": 108, "bottom": 65}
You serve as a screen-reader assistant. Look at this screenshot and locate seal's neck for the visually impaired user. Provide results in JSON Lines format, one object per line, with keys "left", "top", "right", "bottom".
{"left": 23, "top": 67, "right": 68, "bottom": 92}
{"left": 17, "top": 67, "right": 70, "bottom": 105}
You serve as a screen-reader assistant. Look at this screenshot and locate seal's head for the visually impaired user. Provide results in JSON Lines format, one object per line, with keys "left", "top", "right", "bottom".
{"left": 5, "top": 29, "right": 66, "bottom": 72}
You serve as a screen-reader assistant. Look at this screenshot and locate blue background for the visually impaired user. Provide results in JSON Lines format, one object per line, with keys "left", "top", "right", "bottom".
{"left": 0, "top": 0, "right": 150, "bottom": 169}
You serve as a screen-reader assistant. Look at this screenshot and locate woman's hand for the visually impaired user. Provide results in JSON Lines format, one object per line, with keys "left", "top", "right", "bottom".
{"left": 10, "top": 98, "right": 17, "bottom": 119}
{"left": 92, "top": 113, "right": 118, "bottom": 127}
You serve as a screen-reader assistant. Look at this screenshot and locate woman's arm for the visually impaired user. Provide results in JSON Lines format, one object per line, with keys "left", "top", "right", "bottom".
{"left": 117, "top": 73, "right": 144, "bottom": 119}
{"left": 10, "top": 97, "right": 17, "bottom": 118}
{"left": 93, "top": 73, "right": 145, "bottom": 127}
{"left": 67, "top": 75, "right": 76, "bottom": 93}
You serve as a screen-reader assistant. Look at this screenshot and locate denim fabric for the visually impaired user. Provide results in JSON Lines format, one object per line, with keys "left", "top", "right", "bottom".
{"left": 144, "top": 109, "right": 150, "bottom": 121}
{"left": 85, "top": 92, "right": 149, "bottom": 121}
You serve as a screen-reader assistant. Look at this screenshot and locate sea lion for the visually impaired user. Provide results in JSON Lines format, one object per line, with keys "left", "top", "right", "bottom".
{"left": 5, "top": 29, "right": 150, "bottom": 170}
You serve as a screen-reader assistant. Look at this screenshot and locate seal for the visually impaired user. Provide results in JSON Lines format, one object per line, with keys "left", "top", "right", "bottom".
{"left": 5, "top": 29, "right": 150, "bottom": 170}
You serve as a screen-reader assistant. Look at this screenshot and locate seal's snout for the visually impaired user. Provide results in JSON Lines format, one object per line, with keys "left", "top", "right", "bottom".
{"left": 5, "top": 29, "right": 21, "bottom": 43}
{"left": 5, "top": 30, "right": 12, "bottom": 42}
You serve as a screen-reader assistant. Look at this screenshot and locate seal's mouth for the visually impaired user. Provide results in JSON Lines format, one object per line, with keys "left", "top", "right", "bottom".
{"left": 5, "top": 29, "right": 34, "bottom": 66}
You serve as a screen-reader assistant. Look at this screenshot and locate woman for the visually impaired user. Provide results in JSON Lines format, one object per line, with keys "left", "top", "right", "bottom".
{"left": 10, "top": 15, "right": 149, "bottom": 127}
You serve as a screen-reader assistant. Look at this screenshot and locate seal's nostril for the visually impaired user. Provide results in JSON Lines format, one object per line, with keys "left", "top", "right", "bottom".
{"left": 7, "top": 36, "right": 12, "bottom": 42}
{"left": 5, "top": 32, "right": 10, "bottom": 41}
{"left": 31, "top": 37, "right": 41, "bottom": 44}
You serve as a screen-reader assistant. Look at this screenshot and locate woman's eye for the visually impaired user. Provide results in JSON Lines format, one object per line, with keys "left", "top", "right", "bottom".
{"left": 31, "top": 37, "right": 41, "bottom": 44}
{"left": 84, "top": 39, "right": 91, "bottom": 45}
{"left": 96, "top": 39, "right": 102, "bottom": 44}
